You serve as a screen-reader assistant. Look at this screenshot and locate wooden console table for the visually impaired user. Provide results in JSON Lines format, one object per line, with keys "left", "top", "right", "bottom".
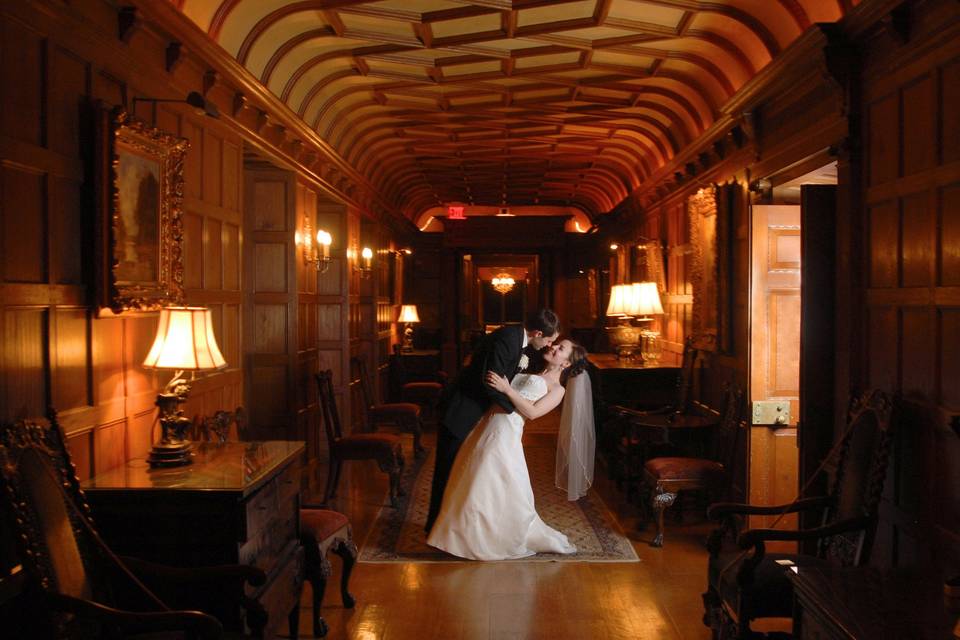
{"left": 789, "top": 566, "right": 958, "bottom": 639}
{"left": 82, "top": 440, "right": 305, "bottom": 638}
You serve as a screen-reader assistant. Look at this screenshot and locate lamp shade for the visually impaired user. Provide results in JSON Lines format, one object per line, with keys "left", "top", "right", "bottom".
{"left": 398, "top": 304, "right": 420, "bottom": 323}
{"left": 630, "top": 282, "right": 664, "bottom": 317}
{"left": 143, "top": 307, "right": 227, "bottom": 371}
{"left": 606, "top": 284, "right": 631, "bottom": 317}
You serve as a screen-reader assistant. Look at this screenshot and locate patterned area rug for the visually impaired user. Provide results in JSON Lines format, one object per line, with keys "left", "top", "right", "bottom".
{"left": 359, "top": 442, "right": 639, "bottom": 563}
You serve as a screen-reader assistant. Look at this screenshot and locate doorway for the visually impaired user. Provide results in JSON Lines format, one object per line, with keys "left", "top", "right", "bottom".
{"left": 748, "top": 162, "right": 837, "bottom": 545}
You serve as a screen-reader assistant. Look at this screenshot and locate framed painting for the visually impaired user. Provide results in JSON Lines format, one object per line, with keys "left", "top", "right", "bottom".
{"left": 96, "top": 106, "right": 189, "bottom": 313}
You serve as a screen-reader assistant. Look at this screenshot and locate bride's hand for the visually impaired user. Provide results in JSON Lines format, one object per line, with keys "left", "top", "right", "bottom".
{"left": 485, "top": 371, "right": 510, "bottom": 393}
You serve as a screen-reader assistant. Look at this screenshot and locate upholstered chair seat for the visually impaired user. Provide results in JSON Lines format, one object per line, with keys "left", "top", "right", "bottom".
{"left": 299, "top": 508, "right": 357, "bottom": 637}
{"left": 644, "top": 457, "right": 726, "bottom": 483}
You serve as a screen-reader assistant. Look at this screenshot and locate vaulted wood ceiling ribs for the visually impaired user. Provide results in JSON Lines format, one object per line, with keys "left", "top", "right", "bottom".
{"left": 175, "top": 0, "right": 849, "bottom": 221}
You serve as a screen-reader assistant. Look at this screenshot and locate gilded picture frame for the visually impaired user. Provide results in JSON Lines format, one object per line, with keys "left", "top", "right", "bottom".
{"left": 96, "top": 106, "right": 189, "bottom": 313}
{"left": 688, "top": 186, "right": 719, "bottom": 351}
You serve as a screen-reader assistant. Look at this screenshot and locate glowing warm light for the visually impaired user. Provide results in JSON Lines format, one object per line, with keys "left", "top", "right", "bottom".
{"left": 606, "top": 284, "right": 631, "bottom": 317}
{"left": 143, "top": 307, "right": 227, "bottom": 371}
{"left": 609, "top": 243, "right": 619, "bottom": 250}
{"left": 361, "top": 247, "right": 373, "bottom": 271}
{"left": 629, "top": 282, "right": 664, "bottom": 318}
{"left": 491, "top": 273, "right": 515, "bottom": 294}
{"left": 398, "top": 305, "right": 420, "bottom": 323}
{"left": 316, "top": 229, "right": 332, "bottom": 258}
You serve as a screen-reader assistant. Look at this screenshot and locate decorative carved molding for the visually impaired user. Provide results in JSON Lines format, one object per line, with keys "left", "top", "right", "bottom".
{"left": 232, "top": 92, "right": 247, "bottom": 117}
{"left": 202, "top": 70, "right": 220, "bottom": 96}
{"left": 165, "top": 41, "right": 182, "bottom": 73}
{"left": 118, "top": 6, "right": 140, "bottom": 43}
{"left": 688, "top": 186, "right": 718, "bottom": 351}
{"left": 255, "top": 110, "right": 270, "bottom": 135}
{"left": 881, "top": 3, "right": 911, "bottom": 44}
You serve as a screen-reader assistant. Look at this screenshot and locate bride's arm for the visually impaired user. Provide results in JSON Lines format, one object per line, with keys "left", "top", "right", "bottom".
{"left": 485, "top": 372, "right": 565, "bottom": 421}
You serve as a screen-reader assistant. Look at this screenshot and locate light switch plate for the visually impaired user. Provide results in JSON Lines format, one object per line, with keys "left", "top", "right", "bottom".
{"left": 751, "top": 400, "right": 791, "bottom": 425}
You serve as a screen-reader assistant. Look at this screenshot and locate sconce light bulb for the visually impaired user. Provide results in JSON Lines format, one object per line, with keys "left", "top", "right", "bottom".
{"left": 403, "top": 248, "right": 412, "bottom": 255}
{"left": 317, "top": 229, "right": 332, "bottom": 246}
{"left": 610, "top": 243, "right": 619, "bottom": 250}
{"left": 361, "top": 247, "right": 373, "bottom": 260}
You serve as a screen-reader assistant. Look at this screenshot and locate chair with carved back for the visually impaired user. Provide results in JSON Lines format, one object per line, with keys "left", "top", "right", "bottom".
{"left": 352, "top": 356, "right": 425, "bottom": 457}
{"left": 389, "top": 344, "right": 446, "bottom": 427}
{"left": 701, "top": 389, "right": 895, "bottom": 639}
{"left": 606, "top": 337, "right": 700, "bottom": 496}
{"left": 316, "top": 370, "right": 404, "bottom": 508}
{"left": 643, "top": 380, "right": 744, "bottom": 548}
{"left": 0, "top": 410, "right": 266, "bottom": 639}
{"left": 192, "top": 406, "right": 358, "bottom": 639}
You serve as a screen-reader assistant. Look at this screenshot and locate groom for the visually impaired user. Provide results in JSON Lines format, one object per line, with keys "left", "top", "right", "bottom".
{"left": 425, "top": 308, "right": 560, "bottom": 534}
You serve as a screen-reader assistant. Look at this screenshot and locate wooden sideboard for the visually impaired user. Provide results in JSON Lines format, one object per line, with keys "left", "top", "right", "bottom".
{"left": 82, "top": 440, "right": 305, "bottom": 638}
{"left": 789, "top": 566, "right": 958, "bottom": 639}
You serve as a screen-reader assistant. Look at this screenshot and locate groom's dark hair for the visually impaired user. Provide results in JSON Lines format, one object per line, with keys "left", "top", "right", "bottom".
{"left": 525, "top": 308, "right": 559, "bottom": 336}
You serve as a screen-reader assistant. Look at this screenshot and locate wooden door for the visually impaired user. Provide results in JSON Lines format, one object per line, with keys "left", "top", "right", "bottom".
{"left": 749, "top": 205, "right": 801, "bottom": 544}
{"left": 243, "top": 167, "right": 298, "bottom": 440}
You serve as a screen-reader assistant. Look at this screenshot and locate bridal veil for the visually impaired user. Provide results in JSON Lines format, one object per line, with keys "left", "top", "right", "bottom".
{"left": 556, "top": 371, "right": 595, "bottom": 500}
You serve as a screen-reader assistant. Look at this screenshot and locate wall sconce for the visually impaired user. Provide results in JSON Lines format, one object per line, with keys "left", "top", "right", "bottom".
{"left": 297, "top": 218, "right": 333, "bottom": 272}
{"left": 359, "top": 247, "right": 373, "bottom": 278}
{"left": 133, "top": 91, "right": 220, "bottom": 118}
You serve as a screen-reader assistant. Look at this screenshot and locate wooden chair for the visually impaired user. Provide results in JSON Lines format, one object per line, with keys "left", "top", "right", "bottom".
{"left": 192, "top": 407, "right": 359, "bottom": 639}
{"left": 389, "top": 344, "right": 445, "bottom": 426}
{"left": 316, "top": 370, "right": 405, "bottom": 507}
{"left": 643, "top": 381, "right": 744, "bottom": 547}
{"left": 701, "top": 390, "right": 895, "bottom": 639}
{"left": 0, "top": 410, "right": 267, "bottom": 639}
{"left": 606, "top": 337, "right": 700, "bottom": 496}
{"left": 352, "top": 356, "right": 425, "bottom": 457}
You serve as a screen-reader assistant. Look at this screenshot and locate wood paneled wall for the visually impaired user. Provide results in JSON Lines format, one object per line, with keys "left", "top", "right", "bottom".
{"left": 859, "top": 1, "right": 960, "bottom": 571}
{"left": 0, "top": 1, "right": 242, "bottom": 480}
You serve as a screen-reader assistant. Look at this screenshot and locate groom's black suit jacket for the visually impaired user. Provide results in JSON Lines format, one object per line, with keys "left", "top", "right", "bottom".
{"left": 439, "top": 324, "right": 525, "bottom": 440}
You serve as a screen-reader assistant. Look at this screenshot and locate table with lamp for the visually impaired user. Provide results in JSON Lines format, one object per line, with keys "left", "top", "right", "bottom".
{"left": 604, "top": 281, "right": 664, "bottom": 364}
{"left": 81, "top": 306, "right": 306, "bottom": 638}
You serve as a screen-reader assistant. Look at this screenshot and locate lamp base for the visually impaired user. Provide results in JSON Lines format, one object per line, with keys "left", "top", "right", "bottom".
{"left": 402, "top": 324, "right": 414, "bottom": 352}
{"left": 148, "top": 441, "right": 193, "bottom": 467}
{"left": 606, "top": 324, "right": 642, "bottom": 360}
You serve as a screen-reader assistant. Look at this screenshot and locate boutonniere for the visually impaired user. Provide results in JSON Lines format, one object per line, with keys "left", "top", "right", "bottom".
{"left": 518, "top": 354, "right": 530, "bottom": 371}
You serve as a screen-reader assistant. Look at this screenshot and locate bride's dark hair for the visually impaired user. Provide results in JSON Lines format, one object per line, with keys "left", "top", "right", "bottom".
{"left": 560, "top": 342, "right": 588, "bottom": 385}
{"left": 529, "top": 339, "right": 588, "bottom": 385}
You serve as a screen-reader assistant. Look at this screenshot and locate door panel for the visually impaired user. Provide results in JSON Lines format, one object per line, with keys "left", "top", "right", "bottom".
{"left": 750, "top": 205, "right": 801, "bottom": 549}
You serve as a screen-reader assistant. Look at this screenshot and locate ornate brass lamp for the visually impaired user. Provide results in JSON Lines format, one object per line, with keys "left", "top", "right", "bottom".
{"left": 142, "top": 307, "right": 227, "bottom": 467}
{"left": 397, "top": 304, "right": 420, "bottom": 352}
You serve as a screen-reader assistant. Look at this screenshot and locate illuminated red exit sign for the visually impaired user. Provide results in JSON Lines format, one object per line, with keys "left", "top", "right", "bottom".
{"left": 447, "top": 206, "right": 466, "bottom": 219}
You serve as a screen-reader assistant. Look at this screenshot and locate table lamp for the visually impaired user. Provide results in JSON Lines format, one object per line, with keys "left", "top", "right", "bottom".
{"left": 605, "top": 284, "right": 642, "bottom": 359}
{"left": 142, "top": 306, "right": 227, "bottom": 467}
{"left": 631, "top": 282, "right": 664, "bottom": 364}
{"left": 398, "top": 304, "right": 420, "bottom": 352}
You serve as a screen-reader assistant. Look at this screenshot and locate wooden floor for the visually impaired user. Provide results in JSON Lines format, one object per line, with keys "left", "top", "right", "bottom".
{"left": 295, "top": 411, "right": 718, "bottom": 640}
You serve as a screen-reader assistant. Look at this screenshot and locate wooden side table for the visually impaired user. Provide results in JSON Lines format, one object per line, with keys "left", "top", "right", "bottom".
{"left": 789, "top": 566, "right": 958, "bottom": 639}
{"left": 82, "top": 440, "right": 306, "bottom": 638}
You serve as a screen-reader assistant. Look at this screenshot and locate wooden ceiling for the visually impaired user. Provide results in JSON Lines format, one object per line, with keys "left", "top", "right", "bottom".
{"left": 174, "top": 0, "right": 853, "bottom": 222}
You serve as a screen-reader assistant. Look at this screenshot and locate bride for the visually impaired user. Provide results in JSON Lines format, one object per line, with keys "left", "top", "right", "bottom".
{"left": 426, "top": 339, "right": 589, "bottom": 560}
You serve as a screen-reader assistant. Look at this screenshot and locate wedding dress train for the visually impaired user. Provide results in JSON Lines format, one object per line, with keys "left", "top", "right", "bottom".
{"left": 426, "top": 373, "right": 577, "bottom": 560}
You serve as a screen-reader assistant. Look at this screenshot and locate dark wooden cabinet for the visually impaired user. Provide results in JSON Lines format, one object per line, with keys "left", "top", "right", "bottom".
{"left": 789, "top": 566, "right": 958, "bottom": 639}
{"left": 82, "top": 441, "right": 305, "bottom": 638}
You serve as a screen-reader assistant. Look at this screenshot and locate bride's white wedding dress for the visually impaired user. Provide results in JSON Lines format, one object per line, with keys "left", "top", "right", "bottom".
{"left": 426, "top": 373, "right": 577, "bottom": 560}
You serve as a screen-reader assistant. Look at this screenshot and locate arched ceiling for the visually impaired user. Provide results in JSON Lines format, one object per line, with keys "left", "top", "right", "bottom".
{"left": 174, "top": 0, "right": 851, "bottom": 222}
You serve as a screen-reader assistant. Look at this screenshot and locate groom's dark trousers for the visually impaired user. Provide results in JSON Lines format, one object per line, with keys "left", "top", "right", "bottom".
{"left": 425, "top": 325, "right": 524, "bottom": 534}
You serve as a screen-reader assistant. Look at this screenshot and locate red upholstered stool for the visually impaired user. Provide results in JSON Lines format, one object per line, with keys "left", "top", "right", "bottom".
{"left": 300, "top": 508, "right": 357, "bottom": 638}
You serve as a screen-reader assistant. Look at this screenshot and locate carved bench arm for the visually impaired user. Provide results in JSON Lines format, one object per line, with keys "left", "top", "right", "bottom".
{"left": 46, "top": 592, "right": 223, "bottom": 639}
{"left": 121, "top": 555, "right": 267, "bottom": 588}
{"left": 707, "top": 496, "right": 831, "bottom": 520}
{"left": 737, "top": 515, "right": 870, "bottom": 549}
